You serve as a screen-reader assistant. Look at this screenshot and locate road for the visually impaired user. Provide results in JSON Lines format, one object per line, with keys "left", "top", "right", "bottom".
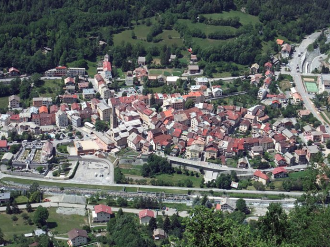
{"left": 0, "top": 202, "right": 189, "bottom": 217}
{"left": 281, "top": 31, "right": 330, "bottom": 129}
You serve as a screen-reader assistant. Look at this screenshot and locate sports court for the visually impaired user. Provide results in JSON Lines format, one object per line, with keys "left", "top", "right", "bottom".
{"left": 303, "top": 77, "right": 318, "bottom": 93}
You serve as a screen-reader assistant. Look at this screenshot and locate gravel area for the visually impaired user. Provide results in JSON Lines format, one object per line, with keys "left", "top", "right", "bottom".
{"left": 56, "top": 207, "right": 86, "bottom": 216}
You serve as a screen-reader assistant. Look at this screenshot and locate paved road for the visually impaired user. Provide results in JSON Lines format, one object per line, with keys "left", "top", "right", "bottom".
{"left": 281, "top": 31, "right": 330, "bottom": 130}
{"left": 0, "top": 202, "right": 189, "bottom": 217}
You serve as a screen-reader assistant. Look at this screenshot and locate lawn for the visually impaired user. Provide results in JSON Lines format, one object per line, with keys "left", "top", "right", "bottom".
{"left": 149, "top": 69, "right": 183, "bottom": 76}
{"left": 121, "top": 166, "right": 142, "bottom": 176}
{"left": 0, "top": 207, "right": 87, "bottom": 240}
{"left": 149, "top": 86, "right": 164, "bottom": 93}
{"left": 57, "top": 144, "right": 69, "bottom": 154}
{"left": 113, "top": 25, "right": 183, "bottom": 48}
{"left": 203, "top": 10, "right": 260, "bottom": 26}
{"left": 47, "top": 208, "right": 87, "bottom": 234}
{"left": 38, "top": 79, "right": 62, "bottom": 98}
{"left": 155, "top": 173, "right": 202, "bottom": 188}
{"left": 279, "top": 79, "right": 292, "bottom": 92}
{"left": 226, "top": 158, "right": 237, "bottom": 168}
{"left": 0, "top": 96, "right": 8, "bottom": 108}
{"left": 15, "top": 195, "right": 29, "bottom": 204}
{"left": 289, "top": 170, "right": 308, "bottom": 179}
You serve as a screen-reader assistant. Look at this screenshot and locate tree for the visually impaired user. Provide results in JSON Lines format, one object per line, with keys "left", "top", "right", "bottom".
{"left": 185, "top": 99, "right": 195, "bottom": 109}
{"left": 117, "top": 208, "right": 124, "bottom": 217}
{"left": 29, "top": 182, "right": 40, "bottom": 193}
{"left": 36, "top": 166, "right": 44, "bottom": 174}
{"left": 148, "top": 217, "right": 157, "bottom": 231}
{"left": 33, "top": 206, "right": 49, "bottom": 227}
{"left": 0, "top": 228, "right": 4, "bottom": 245}
{"left": 236, "top": 199, "right": 247, "bottom": 213}
{"left": 9, "top": 144, "right": 21, "bottom": 154}
{"left": 95, "top": 92, "right": 101, "bottom": 99}
{"left": 26, "top": 202, "right": 33, "bottom": 212}
{"left": 258, "top": 203, "right": 289, "bottom": 246}
{"left": 163, "top": 216, "right": 171, "bottom": 233}
{"left": 12, "top": 201, "right": 20, "bottom": 214}
{"left": 6, "top": 203, "right": 12, "bottom": 214}
{"left": 95, "top": 120, "right": 109, "bottom": 132}
{"left": 326, "top": 140, "right": 330, "bottom": 149}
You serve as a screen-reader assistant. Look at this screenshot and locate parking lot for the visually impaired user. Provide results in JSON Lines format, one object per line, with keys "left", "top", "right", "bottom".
{"left": 71, "top": 160, "right": 113, "bottom": 184}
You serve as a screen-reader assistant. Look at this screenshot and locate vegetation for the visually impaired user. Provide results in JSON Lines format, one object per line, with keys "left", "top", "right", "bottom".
{"left": 141, "top": 154, "right": 173, "bottom": 177}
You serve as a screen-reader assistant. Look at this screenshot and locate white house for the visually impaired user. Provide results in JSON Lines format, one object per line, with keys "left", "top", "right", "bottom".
{"left": 139, "top": 209, "right": 154, "bottom": 225}
{"left": 212, "top": 87, "right": 222, "bottom": 97}
{"left": 67, "top": 229, "right": 88, "bottom": 247}
{"left": 166, "top": 76, "right": 180, "bottom": 85}
{"left": 92, "top": 204, "right": 112, "bottom": 222}
{"left": 55, "top": 110, "right": 68, "bottom": 127}
{"left": 196, "top": 77, "right": 208, "bottom": 86}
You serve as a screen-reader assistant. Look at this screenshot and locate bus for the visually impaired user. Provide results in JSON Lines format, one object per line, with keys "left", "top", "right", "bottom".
{"left": 84, "top": 122, "right": 95, "bottom": 130}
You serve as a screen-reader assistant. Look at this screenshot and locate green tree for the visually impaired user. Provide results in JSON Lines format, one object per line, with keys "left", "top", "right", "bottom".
{"left": 33, "top": 206, "right": 49, "bottom": 227}
{"left": 258, "top": 203, "right": 289, "bottom": 246}
{"left": 163, "top": 216, "right": 171, "bottom": 233}
{"left": 0, "top": 228, "right": 4, "bottom": 245}
{"left": 6, "top": 203, "right": 12, "bottom": 214}
{"left": 95, "top": 120, "right": 109, "bottom": 132}
{"left": 148, "top": 217, "right": 157, "bottom": 231}
{"left": 26, "top": 202, "right": 33, "bottom": 212}
{"left": 236, "top": 199, "right": 247, "bottom": 213}
{"left": 185, "top": 99, "right": 195, "bottom": 109}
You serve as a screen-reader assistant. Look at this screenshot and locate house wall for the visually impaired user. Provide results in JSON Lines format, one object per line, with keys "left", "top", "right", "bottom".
{"left": 70, "top": 236, "right": 87, "bottom": 247}
{"left": 140, "top": 216, "right": 151, "bottom": 225}
{"left": 94, "top": 212, "right": 111, "bottom": 222}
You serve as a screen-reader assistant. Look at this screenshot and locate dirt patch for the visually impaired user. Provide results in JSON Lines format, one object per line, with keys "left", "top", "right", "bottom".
{"left": 56, "top": 207, "right": 86, "bottom": 216}
{"left": 279, "top": 79, "right": 291, "bottom": 92}
{"left": 119, "top": 164, "right": 133, "bottom": 169}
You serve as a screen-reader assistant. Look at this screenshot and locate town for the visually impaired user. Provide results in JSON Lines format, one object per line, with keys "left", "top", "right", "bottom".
{"left": 1, "top": 22, "right": 330, "bottom": 247}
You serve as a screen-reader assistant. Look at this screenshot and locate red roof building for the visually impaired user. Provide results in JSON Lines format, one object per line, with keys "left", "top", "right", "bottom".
{"left": 94, "top": 204, "right": 112, "bottom": 214}
{"left": 139, "top": 209, "right": 154, "bottom": 219}
{"left": 253, "top": 170, "right": 269, "bottom": 184}
{"left": 0, "top": 140, "right": 7, "bottom": 148}
{"left": 39, "top": 106, "right": 48, "bottom": 114}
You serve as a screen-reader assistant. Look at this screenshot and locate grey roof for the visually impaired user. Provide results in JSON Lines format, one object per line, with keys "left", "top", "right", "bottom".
{"left": 0, "top": 192, "right": 10, "bottom": 200}
{"left": 68, "top": 228, "right": 88, "bottom": 240}
{"left": 307, "top": 145, "right": 319, "bottom": 154}
{"left": 251, "top": 146, "right": 263, "bottom": 152}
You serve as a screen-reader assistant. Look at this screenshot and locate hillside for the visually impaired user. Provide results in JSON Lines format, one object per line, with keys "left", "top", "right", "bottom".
{"left": 0, "top": 0, "right": 329, "bottom": 75}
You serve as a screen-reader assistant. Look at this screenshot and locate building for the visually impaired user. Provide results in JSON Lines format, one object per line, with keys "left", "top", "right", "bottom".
{"left": 139, "top": 209, "right": 154, "bottom": 225}
{"left": 272, "top": 167, "right": 288, "bottom": 179}
{"left": 56, "top": 110, "right": 68, "bottom": 128}
{"left": 8, "top": 67, "right": 20, "bottom": 76}
{"left": 126, "top": 71, "right": 134, "bottom": 86}
{"left": 138, "top": 57, "right": 146, "bottom": 66}
{"left": 97, "top": 102, "right": 111, "bottom": 121}
{"left": 212, "top": 87, "right": 223, "bottom": 97}
{"left": 100, "top": 85, "right": 111, "bottom": 99}
{"left": 62, "top": 94, "right": 78, "bottom": 104}
{"left": 0, "top": 140, "right": 8, "bottom": 152}
{"left": 237, "top": 157, "right": 248, "bottom": 169}
{"left": 253, "top": 170, "right": 269, "bottom": 185}
{"left": 71, "top": 115, "right": 82, "bottom": 127}
{"left": 306, "top": 145, "right": 319, "bottom": 162}
{"left": 1, "top": 152, "right": 13, "bottom": 164}
{"left": 8, "top": 95, "right": 20, "bottom": 108}
{"left": 153, "top": 229, "right": 167, "bottom": 240}
{"left": 82, "top": 89, "right": 95, "bottom": 100}
{"left": 67, "top": 68, "right": 86, "bottom": 77}
{"left": 67, "top": 229, "right": 88, "bottom": 247}
{"left": 0, "top": 192, "right": 10, "bottom": 204}
{"left": 103, "top": 61, "right": 112, "bottom": 80}
{"left": 274, "top": 153, "right": 287, "bottom": 166}
{"left": 196, "top": 77, "right": 208, "bottom": 86}
{"left": 281, "top": 43, "right": 292, "bottom": 58}
{"left": 188, "top": 65, "right": 200, "bottom": 74}
{"left": 318, "top": 74, "right": 330, "bottom": 93}
{"left": 33, "top": 97, "right": 53, "bottom": 107}
{"left": 166, "top": 76, "right": 180, "bottom": 85}
{"left": 92, "top": 204, "right": 112, "bottom": 222}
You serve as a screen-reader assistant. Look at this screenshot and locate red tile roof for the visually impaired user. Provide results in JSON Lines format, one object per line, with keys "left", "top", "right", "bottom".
{"left": 172, "top": 128, "right": 182, "bottom": 138}
{"left": 254, "top": 170, "right": 269, "bottom": 180}
{"left": 272, "top": 167, "right": 287, "bottom": 175}
{"left": 0, "top": 140, "right": 7, "bottom": 148}
{"left": 94, "top": 204, "right": 112, "bottom": 214}
{"left": 103, "top": 61, "right": 112, "bottom": 71}
{"left": 139, "top": 209, "right": 154, "bottom": 219}
{"left": 39, "top": 106, "right": 48, "bottom": 114}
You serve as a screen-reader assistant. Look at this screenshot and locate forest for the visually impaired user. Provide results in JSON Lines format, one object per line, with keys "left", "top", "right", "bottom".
{"left": 1, "top": 0, "right": 330, "bottom": 75}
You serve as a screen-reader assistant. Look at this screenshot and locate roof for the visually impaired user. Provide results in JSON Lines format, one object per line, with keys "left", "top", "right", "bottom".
{"left": 276, "top": 39, "right": 284, "bottom": 45}
{"left": 0, "top": 140, "right": 7, "bottom": 148}
{"left": 39, "top": 106, "right": 48, "bottom": 113}
{"left": 139, "top": 209, "right": 154, "bottom": 219}
{"left": 68, "top": 228, "right": 88, "bottom": 240}
{"left": 188, "top": 65, "right": 199, "bottom": 70}
{"left": 254, "top": 170, "right": 269, "bottom": 180}
{"left": 275, "top": 153, "right": 285, "bottom": 162}
{"left": 272, "top": 167, "right": 287, "bottom": 175}
{"left": 103, "top": 61, "right": 112, "bottom": 71}
{"left": 94, "top": 204, "right": 112, "bottom": 214}
{"left": 153, "top": 228, "right": 166, "bottom": 236}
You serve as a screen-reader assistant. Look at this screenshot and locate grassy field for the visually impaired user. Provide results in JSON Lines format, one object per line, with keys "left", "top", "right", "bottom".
{"left": 279, "top": 79, "right": 292, "bottom": 92}
{"left": 47, "top": 208, "right": 87, "bottom": 234}
{"left": 113, "top": 25, "right": 183, "bottom": 48}
{"left": 38, "top": 79, "right": 62, "bottom": 98}
{"left": 0, "top": 208, "right": 87, "bottom": 240}
{"left": 155, "top": 173, "right": 202, "bottom": 188}
{"left": 0, "top": 96, "right": 8, "bottom": 108}
{"left": 57, "top": 144, "right": 69, "bottom": 154}
{"left": 15, "top": 195, "right": 29, "bottom": 204}
{"left": 203, "top": 11, "right": 260, "bottom": 26}
{"left": 289, "top": 170, "right": 308, "bottom": 179}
